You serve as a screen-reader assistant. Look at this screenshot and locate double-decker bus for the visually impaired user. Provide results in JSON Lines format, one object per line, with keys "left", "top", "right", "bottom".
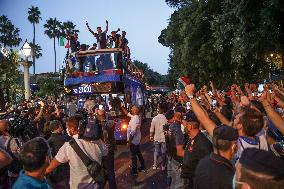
{"left": 63, "top": 48, "right": 145, "bottom": 141}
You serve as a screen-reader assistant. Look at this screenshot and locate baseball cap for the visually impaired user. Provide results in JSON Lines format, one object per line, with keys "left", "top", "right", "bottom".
{"left": 240, "top": 148, "right": 284, "bottom": 180}
{"left": 213, "top": 124, "right": 238, "bottom": 141}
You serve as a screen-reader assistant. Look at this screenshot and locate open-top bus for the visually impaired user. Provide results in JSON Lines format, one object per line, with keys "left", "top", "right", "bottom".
{"left": 63, "top": 48, "right": 145, "bottom": 141}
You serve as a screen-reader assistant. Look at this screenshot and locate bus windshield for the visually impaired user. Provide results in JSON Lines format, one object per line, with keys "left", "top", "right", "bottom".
{"left": 78, "top": 52, "right": 122, "bottom": 73}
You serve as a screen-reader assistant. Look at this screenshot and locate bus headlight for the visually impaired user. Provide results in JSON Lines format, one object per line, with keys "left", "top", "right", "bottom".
{"left": 121, "top": 123, "right": 128, "bottom": 130}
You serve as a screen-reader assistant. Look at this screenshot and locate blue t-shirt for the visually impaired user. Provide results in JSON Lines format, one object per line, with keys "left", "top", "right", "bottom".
{"left": 12, "top": 170, "right": 51, "bottom": 189}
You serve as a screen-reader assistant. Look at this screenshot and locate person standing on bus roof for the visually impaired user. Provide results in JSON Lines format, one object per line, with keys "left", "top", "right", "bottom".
{"left": 86, "top": 20, "right": 108, "bottom": 49}
{"left": 119, "top": 31, "right": 128, "bottom": 52}
{"left": 108, "top": 28, "right": 121, "bottom": 48}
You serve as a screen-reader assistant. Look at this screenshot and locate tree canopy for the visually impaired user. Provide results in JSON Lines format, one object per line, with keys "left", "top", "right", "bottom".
{"left": 0, "top": 15, "right": 22, "bottom": 48}
{"left": 132, "top": 60, "right": 168, "bottom": 86}
{"left": 160, "top": 0, "right": 284, "bottom": 88}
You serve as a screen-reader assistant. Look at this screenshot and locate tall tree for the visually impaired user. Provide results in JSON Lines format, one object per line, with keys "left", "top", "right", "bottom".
{"left": 44, "top": 18, "right": 61, "bottom": 72}
{"left": 0, "top": 50, "right": 22, "bottom": 106}
{"left": 61, "top": 21, "right": 79, "bottom": 37}
{"left": 132, "top": 60, "right": 168, "bottom": 86}
{"left": 160, "top": 0, "right": 284, "bottom": 88}
{"left": 28, "top": 6, "right": 41, "bottom": 74}
{"left": 29, "top": 43, "right": 42, "bottom": 59}
{"left": 0, "top": 15, "right": 22, "bottom": 48}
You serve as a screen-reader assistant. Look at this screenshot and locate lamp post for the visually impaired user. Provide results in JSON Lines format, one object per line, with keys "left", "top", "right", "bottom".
{"left": 20, "top": 41, "right": 32, "bottom": 101}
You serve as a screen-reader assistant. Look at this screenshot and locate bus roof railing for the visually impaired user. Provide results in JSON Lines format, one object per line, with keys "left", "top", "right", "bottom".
{"left": 77, "top": 48, "right": 123, "bottom": 57}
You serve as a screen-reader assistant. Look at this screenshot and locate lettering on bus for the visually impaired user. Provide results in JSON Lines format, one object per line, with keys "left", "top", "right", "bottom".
{"left": 73, "top": 86, "right": 92, "bottom": 94}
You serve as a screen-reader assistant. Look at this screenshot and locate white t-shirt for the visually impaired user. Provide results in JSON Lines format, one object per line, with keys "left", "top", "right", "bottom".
{"left": 55, "top": 135, "right": 108, "bottom": 189}
{"left": 150, "top": 114, "right": 167, "bottom": 142}
{"left": 67, "top": 102, "right": 77, "bottom": 117}
{"left": 127, "top": 113, "right": 141, "bottom": 145}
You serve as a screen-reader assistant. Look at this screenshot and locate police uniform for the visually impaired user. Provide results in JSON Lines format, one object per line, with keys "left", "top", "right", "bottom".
{"left": 181, "top": 132, "right": 213, "bottom": 188}
{"left": 194, "top": 125, "right": 238, "bottom": 189}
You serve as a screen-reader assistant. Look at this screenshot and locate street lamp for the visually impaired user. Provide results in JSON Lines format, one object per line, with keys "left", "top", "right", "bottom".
{"left": 20, "top": 40, "right": 32, "bottom": 101}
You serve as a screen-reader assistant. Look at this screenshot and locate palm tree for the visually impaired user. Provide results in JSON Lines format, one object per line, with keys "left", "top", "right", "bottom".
{"left": 29, "top": 43, "right": 42, "bottom": 59}
{"left": 28, "top": 6, "right": 41, "bottom": 74}
{"left": 61, "top": 21, "right": 79, "bottom": 37}
{"left": 0, "top": 15, "right": 22, "bottom": 48}
{"left": 44, "top": 18, "right": 61, "bottom": 72}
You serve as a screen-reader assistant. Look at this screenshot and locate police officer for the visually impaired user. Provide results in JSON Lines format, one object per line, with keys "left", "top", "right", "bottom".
{"left": 180, "top": 112, "right": 213, "bottom": 189}
{"left": 194, "top": 125, "right": 238, "bottom": 189}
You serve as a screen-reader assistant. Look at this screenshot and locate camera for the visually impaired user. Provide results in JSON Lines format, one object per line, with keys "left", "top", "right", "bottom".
{"left": 8, "top": 116, "right": 38, "bottom": 142}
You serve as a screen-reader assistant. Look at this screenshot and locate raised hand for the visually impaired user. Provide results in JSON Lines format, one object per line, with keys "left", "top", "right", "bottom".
{"left": 39, "top": 101, "right": 45, "bottom": 108}
{"left": 185, "top": 84, "right": 196, "bottom": 96}
{"left": 258, "top": 91, "right": 268, "bottom": 102}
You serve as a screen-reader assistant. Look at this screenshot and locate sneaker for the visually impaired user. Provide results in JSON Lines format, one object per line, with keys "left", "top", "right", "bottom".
{"left": 138, "top": 167, "right": 147, "bottom": 172}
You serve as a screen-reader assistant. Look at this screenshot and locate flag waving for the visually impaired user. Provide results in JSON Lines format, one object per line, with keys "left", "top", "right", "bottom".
{"left": 177, "top": 76, "right": 190, "bottom": 89}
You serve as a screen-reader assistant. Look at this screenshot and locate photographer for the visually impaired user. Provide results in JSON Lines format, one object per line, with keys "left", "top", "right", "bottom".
{"left": 45, "top": 116, "right": 108, "bottom": 189}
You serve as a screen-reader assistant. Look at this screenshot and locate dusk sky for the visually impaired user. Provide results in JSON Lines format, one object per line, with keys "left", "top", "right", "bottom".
{"left": 0, "top": 0, "right": 173, "bottom": 74}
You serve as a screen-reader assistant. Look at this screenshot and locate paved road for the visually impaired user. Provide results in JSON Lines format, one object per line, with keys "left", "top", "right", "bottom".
{"left": 106, "top": 118, "right": 168, "bottom": 189}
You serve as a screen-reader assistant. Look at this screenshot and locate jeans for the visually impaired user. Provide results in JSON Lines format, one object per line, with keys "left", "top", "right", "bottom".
{"left": 130, "top": 143, "right": 145, "bottom": 173}
{"left": 103, "top": 152, "right": 117, "bottom": 189}
{"left": 154, "top": 141, "right": 167, "bottom": 167}
{"left": 167, "top": 157, "right": 183, "bottom": 189}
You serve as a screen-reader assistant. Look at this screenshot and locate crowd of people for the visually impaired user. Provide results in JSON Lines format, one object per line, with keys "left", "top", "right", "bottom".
{"left": 1, "top": 81, "right": 284, "bottom": 189}
{"left": 149, "top": 81, "right": 284, "bottom": 189}
{"left": 0, "top": 96, "right": 123, "bottom": 189}
{"left": 66, "top": 20, "right": 131, "bottom": 59}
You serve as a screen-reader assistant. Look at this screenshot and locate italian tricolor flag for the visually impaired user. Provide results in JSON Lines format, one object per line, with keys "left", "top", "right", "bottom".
{"left": 177, "top": 76, "right": 190, "bottom": 89}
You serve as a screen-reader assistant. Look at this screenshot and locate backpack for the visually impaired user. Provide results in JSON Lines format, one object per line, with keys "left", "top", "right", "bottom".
{"left": 69, "top": 138, "right": 107, "bottom": 184}
{"left": 164, "top": 123, "right": 178, "bottom": 159}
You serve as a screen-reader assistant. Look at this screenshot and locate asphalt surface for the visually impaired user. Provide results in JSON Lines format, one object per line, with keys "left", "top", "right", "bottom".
{"left": 107, "top": 118, "right": 168, "bottom": 189}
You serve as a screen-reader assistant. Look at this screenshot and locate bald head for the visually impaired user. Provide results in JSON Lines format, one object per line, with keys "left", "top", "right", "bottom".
{"left": 131, "top": 105, "right": 140, "bottom": 115}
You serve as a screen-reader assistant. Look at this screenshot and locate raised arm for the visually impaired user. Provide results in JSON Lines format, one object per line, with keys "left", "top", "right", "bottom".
{"left": 34, "top": 101, "right": 45, "bottom": 122}
{"left": 185, "top": 84, "right": 217, "bottom": 136}
{"left": 120, "top": 105, "right": 129, "bottom": 116}
{"left": 259, "top": 92, "right": 284, "bottom": 135}
{"left": 213, "top": 108, "right": 231, "bottom": 126}
{"left": 86, "top": 21, "right": 96, "bottom": 36}
{"left": 104, "top": 20, "right": 109, "bottom": 33}
{"left": 116, "top": 28, "right": 120, "bottom": 33}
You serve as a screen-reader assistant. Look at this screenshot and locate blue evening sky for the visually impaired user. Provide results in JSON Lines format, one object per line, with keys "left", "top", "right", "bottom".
{"left": 0, "top": 0, "right": 173, "bottom": 74}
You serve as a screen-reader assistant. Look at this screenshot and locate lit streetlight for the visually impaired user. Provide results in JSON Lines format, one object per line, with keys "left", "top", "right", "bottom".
{"left": 20, "top": 40, "right": 32, "bottom": 101}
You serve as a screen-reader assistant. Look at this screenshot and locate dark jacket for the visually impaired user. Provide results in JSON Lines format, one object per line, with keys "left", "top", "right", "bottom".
{"left": 47, "top": 133, "right": 69, "bottom": 182}
{"left": 194, "top": 153, "right": 235, "bottom": 189}
{"left": 181, "top": 132, "right": 213, "bottom": 178}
